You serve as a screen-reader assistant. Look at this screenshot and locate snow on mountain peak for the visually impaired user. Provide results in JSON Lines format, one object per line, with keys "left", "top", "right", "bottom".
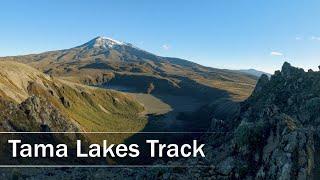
{"left": 84, "top": 36, "right": 125, "bottom": 48}
{"left": 98, "top": 36, "right": 123, "bottom": 45}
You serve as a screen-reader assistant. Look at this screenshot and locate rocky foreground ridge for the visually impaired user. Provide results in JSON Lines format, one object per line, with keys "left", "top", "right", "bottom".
{"left": 179, "top": 62, "right": 319, "bottom": 179}
{"left": 204, "top": 62, "right": 318, "bottom": 179}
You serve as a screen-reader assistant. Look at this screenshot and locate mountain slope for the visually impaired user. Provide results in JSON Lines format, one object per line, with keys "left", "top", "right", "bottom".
{"left": 237, "top": 68, "right": 271, "bottom": 77}
{"left": 0, "top": 61, "right": 146, "bottom": 142}
{"left": 1, "top": 36, "right": 257, "bottom": 101}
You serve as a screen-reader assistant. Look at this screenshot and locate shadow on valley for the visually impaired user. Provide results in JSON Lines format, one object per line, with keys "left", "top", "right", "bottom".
{"left": 102, "top": 74, "right": 239, "bottom": 165}
{"left": 103, "top": 74, "right": 233, "bottom": 132}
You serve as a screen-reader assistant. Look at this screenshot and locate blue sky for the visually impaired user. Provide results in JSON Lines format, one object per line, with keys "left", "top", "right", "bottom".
{"left": 1, "top": 0, "right": 320, "bottom": 73}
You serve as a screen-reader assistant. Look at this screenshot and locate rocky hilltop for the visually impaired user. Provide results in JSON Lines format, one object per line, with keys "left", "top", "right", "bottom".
{"left": 202, "top": 62, "right": 318, "bottom": 179}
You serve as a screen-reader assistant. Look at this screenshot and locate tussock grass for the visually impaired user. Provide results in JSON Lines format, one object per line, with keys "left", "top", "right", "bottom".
{"left": 0, "top": 61, "right": 147, "bottom": 143}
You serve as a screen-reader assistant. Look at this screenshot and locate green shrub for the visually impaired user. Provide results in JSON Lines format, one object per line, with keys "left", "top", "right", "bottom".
{"left": 234, "top": 120, "right": 265, "bottom": 148}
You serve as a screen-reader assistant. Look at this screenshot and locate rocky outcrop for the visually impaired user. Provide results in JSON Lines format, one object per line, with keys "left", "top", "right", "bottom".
{"left": 203, "top": 62, "right": 319, "bottom": 179}
{"left": 0, "top": 96, "right": 80, "bottom": 132}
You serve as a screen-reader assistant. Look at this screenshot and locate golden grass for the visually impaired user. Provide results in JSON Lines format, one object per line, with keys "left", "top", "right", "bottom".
{"left": 0, "top": 61, "right": 148, "bottom": 143}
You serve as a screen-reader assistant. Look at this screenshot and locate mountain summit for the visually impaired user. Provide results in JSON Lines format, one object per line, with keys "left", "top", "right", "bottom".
{"left": 80, "top": 36, "right": 125, "bottom": 49}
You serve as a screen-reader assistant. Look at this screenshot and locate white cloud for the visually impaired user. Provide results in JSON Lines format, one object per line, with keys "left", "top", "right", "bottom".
{"left": 295, "top": 37, "right": 302, "bottom": 40}
{"left": 162, "top": 44, "right": 170, "bottom": 50}
{"left": 270, "top": 51, "right": 283, "bottom": 56}
{"left": 311, "top": 36, "right": 320, "bottom": 41}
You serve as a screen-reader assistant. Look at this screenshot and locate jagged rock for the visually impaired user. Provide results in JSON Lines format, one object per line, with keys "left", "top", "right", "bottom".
{"left": 254, "top": 74, "right": 270, "bottom": 94}
{"left": 281, "top": 62, "right": 293, "bottom": 78}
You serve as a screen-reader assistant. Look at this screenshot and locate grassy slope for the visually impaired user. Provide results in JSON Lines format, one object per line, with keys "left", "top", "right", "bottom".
{"left": 0, "top": 61, "right": 147, "bottom": 142}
